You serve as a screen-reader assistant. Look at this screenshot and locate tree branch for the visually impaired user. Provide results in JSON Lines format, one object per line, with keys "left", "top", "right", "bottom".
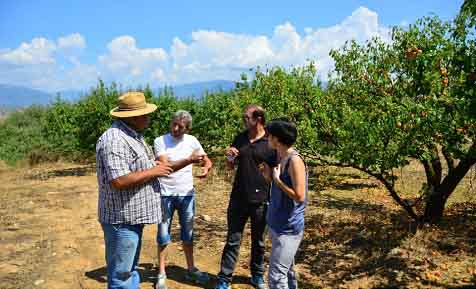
{"left": 439, "top": 153, "right": 476, "bottom": 199}
{"left": 441, "top": 145, "right": 456, "bottom": 174}
{"left": 300, "top": 151, "right": 419, "bottom": 220}
{"left": 370, "top": 172, "right": 420, "bottom": 221}
{"left": 421, "top": 145, "right": 443, "bottom": 188}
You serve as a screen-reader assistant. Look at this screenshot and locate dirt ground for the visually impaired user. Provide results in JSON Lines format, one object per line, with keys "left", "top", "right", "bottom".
{"left": 0, "top": 161, "right": 475, "bottom": 289}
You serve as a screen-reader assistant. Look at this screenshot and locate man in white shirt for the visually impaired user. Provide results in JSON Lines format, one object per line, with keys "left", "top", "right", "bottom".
{"left": 154, "top": 110, "right": 212, "bottom": 289}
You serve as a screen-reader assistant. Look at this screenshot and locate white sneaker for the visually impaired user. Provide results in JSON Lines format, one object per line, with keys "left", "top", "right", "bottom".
{"left": 156, "top": 273, "right": 167, "bottom": 289}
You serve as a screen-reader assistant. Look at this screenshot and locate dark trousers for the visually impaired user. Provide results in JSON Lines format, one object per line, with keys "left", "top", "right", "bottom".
{"left": 217, "top": 198, "right": 268, "bottom": 283}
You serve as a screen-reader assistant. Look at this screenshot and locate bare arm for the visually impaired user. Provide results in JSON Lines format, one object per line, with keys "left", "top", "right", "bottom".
{"left": 111, "top": 162, "right": 173, "bottom": 190}
{"left": 156, "top": 150, "right": 212, "bottom": 178}
{"left": 156, "top": 151, "right": 205, "bottom": 172}
{"left": 196, "top": 155, "right": 213, "bottom": 178}
{"left": 272, "top": 157, "right": 306, "bottom": 202}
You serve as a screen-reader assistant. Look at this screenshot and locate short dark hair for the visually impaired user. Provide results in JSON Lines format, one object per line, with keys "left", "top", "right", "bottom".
{"left": 265, "top": 118, "right": 297, "bottom": 146}
{"left": 245, "top": 104, "right": 266, "bottom": 124}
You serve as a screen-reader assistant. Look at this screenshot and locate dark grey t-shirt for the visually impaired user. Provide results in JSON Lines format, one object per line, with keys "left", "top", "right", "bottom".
{"left": 231, "top": 131, "right": 277, "bottom": 204}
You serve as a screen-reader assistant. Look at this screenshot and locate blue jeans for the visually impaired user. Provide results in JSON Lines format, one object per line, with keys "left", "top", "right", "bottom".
{"left": 268, "top": 228, "right": 303, "bottom": 289}
{"left": 101, "top": 223, "right": 144, "bottom": 289}
{"left": 157, "top": 195, "right": 195, "bottom": 245}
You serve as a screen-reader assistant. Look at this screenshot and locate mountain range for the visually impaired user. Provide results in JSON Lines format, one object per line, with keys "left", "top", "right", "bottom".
{"left": 0, "top": 85, "right": 54, "bottom": 108}
{"left": 0, "top": 80, "right": 236, "bottom": 109}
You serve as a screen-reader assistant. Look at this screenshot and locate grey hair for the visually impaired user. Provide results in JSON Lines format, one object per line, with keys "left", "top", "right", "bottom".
{"left": 172, "top": 110, "right": 193, "bottom": 129}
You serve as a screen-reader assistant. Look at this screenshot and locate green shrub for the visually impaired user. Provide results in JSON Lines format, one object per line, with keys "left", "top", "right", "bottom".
{"left": 0, "top": 106, "right": 51, "bottom": 165}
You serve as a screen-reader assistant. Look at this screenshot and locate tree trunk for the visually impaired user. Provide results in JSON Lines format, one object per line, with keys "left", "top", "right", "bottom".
{"left": 422, "top": 189, "right": 448, "bottom": 223}
{"left": 422, "top": 155, "right": 476, "bottom": 223}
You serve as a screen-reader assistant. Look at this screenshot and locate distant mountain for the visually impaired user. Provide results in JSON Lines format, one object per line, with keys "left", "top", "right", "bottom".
{"left": 0, "top": 107, "right": 13, "bottom": 119}
{"left": 56, "top": 90, "right": 86, "bottom": 101}
{"left": 0, "top": 80, "right": 236, "bottom": 108}
{"left": 0, "top": 84, "right": 53, "bottom": 108}
{"left": 166, "top": 80, "right": 236, "bottom": 99}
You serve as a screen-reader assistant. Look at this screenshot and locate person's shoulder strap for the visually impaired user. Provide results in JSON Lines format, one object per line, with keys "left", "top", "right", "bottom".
{"left": 284, "top": 150, "right": 305, "bottom": 171}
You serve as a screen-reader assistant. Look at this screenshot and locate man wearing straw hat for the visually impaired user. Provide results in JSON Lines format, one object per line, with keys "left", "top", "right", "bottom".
{"left": 96, "top": 91, "right": 173, "bottom": 289}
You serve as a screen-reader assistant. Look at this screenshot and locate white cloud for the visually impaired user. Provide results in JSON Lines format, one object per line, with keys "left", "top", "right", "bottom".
{"left": 159, "top": 6, "right": 390, "bottom": 83}
{"left": 0, "top": 37, "right": 56, "bottom": 65}
{"left": 152, "top": 68, "right": 166, "bottom": 82}
{"left": 99, "top": 35, "right": 167, "bottom": 78}
{"left": 171, "top": 37, "right": 188, "bottom": 60}
{"left": 0, "top": 33, "right": 97, "bottom": 91}
{"left": 58, "top": 33, "right": 87, "bottom": 65}
{"left": 170, "top": 31, "right": 266, "bottom": 70}
{"left": 0, "top": 7, "right": 391, "bottom": 91}
{"left": 58, "top": 33, "right": 86, "bottom": 50}
{"left": 62, "top": 63, "right": 99, "bottom": 90}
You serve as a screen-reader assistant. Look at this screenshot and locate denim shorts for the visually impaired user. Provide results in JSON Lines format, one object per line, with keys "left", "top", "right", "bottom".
{"left": 157, "top": 195, "right": 195, "bottom": 245}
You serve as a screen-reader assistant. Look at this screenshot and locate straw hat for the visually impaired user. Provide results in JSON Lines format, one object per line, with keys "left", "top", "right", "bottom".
{"left": 110, "top": 92, "right": 157, "bottom": 118}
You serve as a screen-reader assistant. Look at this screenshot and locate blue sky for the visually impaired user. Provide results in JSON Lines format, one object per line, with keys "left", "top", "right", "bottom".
{"left": 0, "top": 0, "right": 464, "bottom": 92}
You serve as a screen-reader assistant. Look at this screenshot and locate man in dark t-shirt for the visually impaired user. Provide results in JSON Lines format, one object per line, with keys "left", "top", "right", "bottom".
{"left": 215, "top": 105, "right": 276, "bottom": 289}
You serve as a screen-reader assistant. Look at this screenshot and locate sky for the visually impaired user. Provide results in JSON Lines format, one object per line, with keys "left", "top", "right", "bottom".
{"left": 0, "top": 0, "right": 465, "bottom": 93}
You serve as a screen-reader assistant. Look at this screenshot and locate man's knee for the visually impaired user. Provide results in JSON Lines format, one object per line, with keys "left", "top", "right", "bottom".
{"left": 157, "top": 220, "right": 172, "bottom": 246}
{"left": 179, "top": 218, "right": 194, "bottom": 243}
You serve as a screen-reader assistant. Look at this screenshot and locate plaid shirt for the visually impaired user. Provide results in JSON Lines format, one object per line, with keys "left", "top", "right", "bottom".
{"left": 96, "top": 120, "right": 161, "bottom": 224}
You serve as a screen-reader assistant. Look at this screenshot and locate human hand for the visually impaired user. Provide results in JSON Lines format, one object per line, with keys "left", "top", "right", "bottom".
{"left": 258, "top": 161, "right": 271, "bottom": 174}
{"left": 189, "top": 150, "right": 206, "bottom": 164}
{"left": 195, "top": 167, "right": 210, "bottom": 178}
{"left": 272, "top": 164, "right": 281, "bottom": 182}
{"left": 258, "top": 162, "right": 272, "bottom": 183}
{"left": 258, "top": 162, "right": 265, "bottom": 173}
{"left": 153, "top": 160, "right": 173, "bottom": 177}
{"left": 225, "top": 147, "right": 239, "bottom": 162}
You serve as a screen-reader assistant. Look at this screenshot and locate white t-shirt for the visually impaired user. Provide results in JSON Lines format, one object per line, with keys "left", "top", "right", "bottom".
{"left": 154, "top": 133, "right": 205, "bottom": 196}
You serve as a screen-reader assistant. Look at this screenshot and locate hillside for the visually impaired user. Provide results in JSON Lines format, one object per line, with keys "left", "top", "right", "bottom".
{"left": 171, "top": 80, "right": 235, "bottom": 99}
{"left": 0, "top": 84, "right": 53, "bottom": 108}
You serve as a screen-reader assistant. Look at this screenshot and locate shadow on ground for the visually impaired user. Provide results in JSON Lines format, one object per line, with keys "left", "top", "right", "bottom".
{"left": 85, "top": 263, "right": 252, "bottom": 289}
{"left": 297, "top": 193, "right": 415, "bottom": 288}
{"left": 85, "top": 263, "right": 156, "bottom": 285}
{"left": 26, "top": 165, "right": 96, "bottom": 181}
{"left": 296, "top": 190, "right": 476, "bottom": 288}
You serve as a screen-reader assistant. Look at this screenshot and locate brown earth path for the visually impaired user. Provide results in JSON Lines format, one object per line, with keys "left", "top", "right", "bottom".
{"left": 0, "top": 163, "right": 261, "bottom": 289}
{"left": 1, "top": 162, "right": 475, "bottom": 289}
